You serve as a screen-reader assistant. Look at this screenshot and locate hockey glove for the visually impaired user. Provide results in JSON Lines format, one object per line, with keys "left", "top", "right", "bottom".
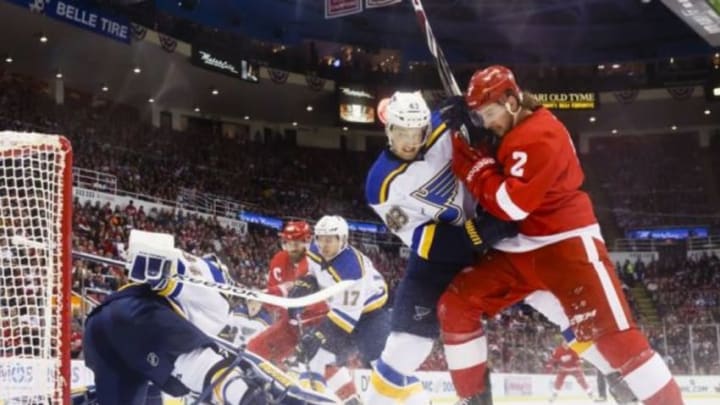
{"left": 439, "top": 96, "right": 496, "bottom": 147}
{"left": 287, "top": 276, "right": 319, "bottom": 320}
{"left": 464, "top": 215, "right": 518, "bottom": 256}
{"left": 451, "top": 134, "right": 500, "bottom": 191}
{"left": 296, "top": 328, "right": 327, "bottom": 364}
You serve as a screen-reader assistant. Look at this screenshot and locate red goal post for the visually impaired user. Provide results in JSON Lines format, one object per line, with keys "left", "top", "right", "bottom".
{"left": 0, "top": 132, "right": 72, "bottom": 404}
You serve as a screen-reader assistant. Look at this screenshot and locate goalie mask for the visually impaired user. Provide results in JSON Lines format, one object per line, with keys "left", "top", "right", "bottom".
{"left": 378, "top": 91, "right": 431, "bottom": 161}
{"left": 313, "top": 215, "right": 349, "bottom": 260}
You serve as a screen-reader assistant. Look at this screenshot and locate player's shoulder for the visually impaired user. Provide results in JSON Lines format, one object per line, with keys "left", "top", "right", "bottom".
{"left": 423, "top": 110, "right": 449, "bottom": 150}
{"left": 307, "top": 244, "right": 363, "bottom": 281}
{"left": 366, "top": 148, "right": 411, "bottom": 205}
{"left": 269, "top": 250, "right": 289, "bottom": 265}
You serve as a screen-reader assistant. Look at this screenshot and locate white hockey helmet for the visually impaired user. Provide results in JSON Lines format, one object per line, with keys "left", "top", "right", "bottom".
{"left": 378, "top": 91, "right": 431, "bottom": 158}
{"left": 314, "top": 215, "right": 349, "bottom": 247}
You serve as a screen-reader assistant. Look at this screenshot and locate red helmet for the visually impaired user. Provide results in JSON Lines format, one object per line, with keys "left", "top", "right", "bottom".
{"left": 279, "top": 220, "right": 312, "bottom": 242}
{"left": 465, "top": 65, "right": 521, "bottom": 110}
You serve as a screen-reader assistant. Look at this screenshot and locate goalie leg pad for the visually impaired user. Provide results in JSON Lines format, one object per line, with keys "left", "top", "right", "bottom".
{"left": 173, "top": 346, "right": 249, "bottom": 403}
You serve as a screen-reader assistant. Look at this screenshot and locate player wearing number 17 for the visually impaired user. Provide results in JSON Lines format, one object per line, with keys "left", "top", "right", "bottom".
{"left": 439, "top": 65, "right": 683, "bottom": 405}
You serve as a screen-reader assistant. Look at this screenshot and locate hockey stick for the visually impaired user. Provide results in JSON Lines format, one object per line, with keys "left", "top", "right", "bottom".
{"left": 411, "top": 0, "right": 462, "bottom": 97}
{"left": 70, "top": 250, "right": 353, "bottom": 308}
{"left": 9, "top": 236, "right": 351, "bottom": 308}
{"left": 411, "top": 0, "right": 472, "bottom": 142}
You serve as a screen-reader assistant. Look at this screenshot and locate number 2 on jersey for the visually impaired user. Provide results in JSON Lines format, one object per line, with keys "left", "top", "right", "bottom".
{"left": 510, "top": 151, "right": 527, "bottom": 177}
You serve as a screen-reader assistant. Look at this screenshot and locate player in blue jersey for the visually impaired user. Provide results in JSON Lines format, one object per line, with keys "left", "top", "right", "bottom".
{"left": 289, "top": 215, "right": 390, "bottom": 404}
{"left": 82, "top": 230, "right": 337, "bottom": 405}
{"left": 364, "top": 91, "right": 518, "bottom": 405}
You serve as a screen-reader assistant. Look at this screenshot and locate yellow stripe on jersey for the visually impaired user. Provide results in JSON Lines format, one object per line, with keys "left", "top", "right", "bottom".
{"left": 327, "top": 310, "right": 354, "bottom": 333}
{"left": 418, "top": 224, "right": 437, "bottom": 260}
{"left": 211, "top": 367, "right": 231, "bottom": 403}
{"left": 157, "top": 279, "right": 179, "bottom": 297}
{"left": 424, "top": 122, "right": 447, "bottom": 150}
{"left": 362, "top": 290, "right": 388, "bottom": 314}
{"left": 569, "top": 339, "right": 593, "bottom": 354}
{"left": 163, "top": 297, "right": 188, "bottom": 319}
{"left": 117, "top": 281, "right": 140, "bottom": 291}
{"left": 306, "top": 250, "right": 352, "bottom": 282}
{"left": 370, "top": 370, "right": 424, "bottom": 401}
{"left": 379, "top": 163, "right": 410, "bottom": 203}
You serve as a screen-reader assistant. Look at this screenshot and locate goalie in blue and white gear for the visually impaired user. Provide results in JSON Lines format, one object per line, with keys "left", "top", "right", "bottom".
{"left": 364, "top": 91, "right": 519, "bottom": 405}
{"left": 288, "top": 215, "right": 391, "bottom": 404}
{"left": 82, "top": 230, "right": 338, "bottom": 405}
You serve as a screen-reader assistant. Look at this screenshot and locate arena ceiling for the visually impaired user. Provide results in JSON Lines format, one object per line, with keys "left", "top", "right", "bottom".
{"left": 154, "top": 0, "right": 716, "bottom": 65}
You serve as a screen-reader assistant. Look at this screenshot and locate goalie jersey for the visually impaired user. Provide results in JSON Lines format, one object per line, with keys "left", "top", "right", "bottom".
{"left": 305, "top": 243, "right": 388, "bottom": 333}
{"left": 365, "top": 111, "right": 477, "bottom": 264}
{"left": 133, "top": 252, "right": 237, "bottom": 342}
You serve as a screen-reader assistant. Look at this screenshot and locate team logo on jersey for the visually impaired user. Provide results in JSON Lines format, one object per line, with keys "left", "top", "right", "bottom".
{"left": 413, "top": 305, "right": 431, "bottom": 321}
{"left": 146, "top": 352, "right": 159, "bottom": 367}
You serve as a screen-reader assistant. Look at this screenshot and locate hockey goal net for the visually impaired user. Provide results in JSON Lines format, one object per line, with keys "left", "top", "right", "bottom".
{"left": 0, "top": 132, "right": 72, "bottom": 404}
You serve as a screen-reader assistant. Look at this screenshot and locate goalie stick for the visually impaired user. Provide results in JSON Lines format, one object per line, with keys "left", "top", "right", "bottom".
{"left": 10, "top": 236, "right": 352, "bottom": 308}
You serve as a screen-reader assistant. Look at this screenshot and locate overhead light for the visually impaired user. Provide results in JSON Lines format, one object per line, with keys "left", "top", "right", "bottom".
{"left": 306, "top": 105, "right": 313, "bottom": 112}
{"left": 611, "top": 129, "right": 618, "bottom": 134}
{"left": 244, "top": 115, "right": 249, "bottom": 120}
{"left": 669, "top": 57, "right": 675, "bottom": 64}
{"left": 211, "top": 88, "right": 219, "bottom": 95}
{"left": 589, "top": 116, "right": 596, "bottom": 123}
{"left": 611, "top": 63, "right": 621, "bottom": 69}
{"left": 292, "top": 122, "right": 298, "bottom": 126}
{"left": 39, "top": 35, "right": 48, "bottom": 43}
{"left": 597, "top": 64, "right": 605, "bottom": 70}
{"left": 671, "top": 125, "right": 677, "bottom": 131}
{"left": 101, "top": 85, "right": 109, "bottom": 92}
{"left": 4, "top": 56, "right": 12, "bottom": 63}
{"left": 148, "top": 98, "right": 155, "bottom": 103}
{"left": 133, "top": 67, "right": 141, "bottom": 74}
{"left": 194, "top": 107, "right": 200, "bottom": 112}
{"left": 342, "top": 127, "right": 348, "bottom": 131}
{"left": 55, "top": 72, "right": 63, "bottom": 79}
{"left": 713, "top": 87, "right": 720, "bottom": 97}
{"left": 704, "top": 109, "right": 711, "bottom": 115}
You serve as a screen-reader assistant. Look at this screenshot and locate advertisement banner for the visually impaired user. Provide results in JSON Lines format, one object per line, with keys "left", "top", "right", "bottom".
{"left": 534, "top": 92, "right": 597, "bottom": 110}
{"left": 191, "top": 46, "right": 259, "bottom": 83}
{"left": 7, "top": 0, "right": 131, "bottom": 43}
{"left": 366, "top": 0, "right": 402, "bottom": 9}
{"left": 325, "top": 0, "right": 362, "bottom": 19}
{"left": 338, "top": 86, "right": 377, "bottom": 124}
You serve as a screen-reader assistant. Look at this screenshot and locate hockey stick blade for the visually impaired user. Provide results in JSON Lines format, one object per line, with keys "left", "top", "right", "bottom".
{"left": 71, "top": 250, "right": 353, "bottom": 308}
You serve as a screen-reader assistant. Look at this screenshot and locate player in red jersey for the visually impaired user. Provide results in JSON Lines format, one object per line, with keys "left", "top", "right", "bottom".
{"left": 247, "top": 221, "right": 327, "bottom": 363}
{"left": 547, "top": 341, "right": 594, "bottom": 403}
{"left": 437, "top": 65, "right": 683, "bottom": 405}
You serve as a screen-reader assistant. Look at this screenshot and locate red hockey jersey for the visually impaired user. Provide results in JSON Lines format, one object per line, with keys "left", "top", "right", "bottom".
{"left": 549, "top": 345, "right": 583, "bottom": 372}
{"left": 473, "top": 108, "right": 600, "bottom": 252}
{"left": 266, "top": 250, "right": 309, "bottom": 295}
